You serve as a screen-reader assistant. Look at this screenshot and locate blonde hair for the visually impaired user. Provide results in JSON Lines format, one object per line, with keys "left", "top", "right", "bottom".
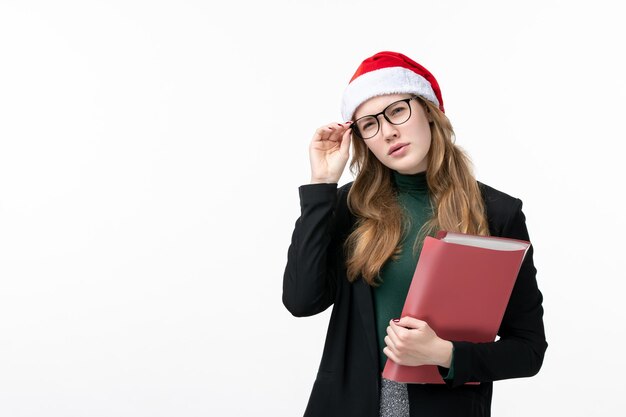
{"left": 343, "top": 96, "right": 490, "bottom": 286}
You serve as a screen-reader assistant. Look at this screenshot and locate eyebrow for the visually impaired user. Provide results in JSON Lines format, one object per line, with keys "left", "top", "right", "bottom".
{"left": 355, "top": 97, "right": 411, "bottom": 119}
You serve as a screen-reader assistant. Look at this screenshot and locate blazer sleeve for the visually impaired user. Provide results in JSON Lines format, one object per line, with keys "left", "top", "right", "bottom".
{"left": 437, "top": 198, "right": 548, "bottom": 388}
{"left": 282, "top": 183, "right": 344, "bottom": 317}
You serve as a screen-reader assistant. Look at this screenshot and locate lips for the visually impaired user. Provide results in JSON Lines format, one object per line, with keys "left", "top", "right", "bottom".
{"left": 388, "top": 143, "right": 409, "bottom": 155}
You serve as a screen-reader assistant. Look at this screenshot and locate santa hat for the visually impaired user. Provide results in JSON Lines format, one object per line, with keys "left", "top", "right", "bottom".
{"left": 340, "top": 51, "right": 444, "bottom": 121}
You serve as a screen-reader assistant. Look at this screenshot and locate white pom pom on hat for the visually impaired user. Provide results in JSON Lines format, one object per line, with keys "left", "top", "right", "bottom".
{"left": 340, "top": 51, "right": 445, "bottom": 121}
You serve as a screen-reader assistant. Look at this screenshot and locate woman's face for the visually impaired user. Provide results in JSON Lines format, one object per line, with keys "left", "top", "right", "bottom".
{"left": 353, "top": 93, "right": 432, "bottom": 175}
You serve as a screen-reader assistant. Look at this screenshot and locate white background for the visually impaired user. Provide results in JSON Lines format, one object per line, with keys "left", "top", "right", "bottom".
{"left": 1, "top": 1, "right": 624, "bottom": 416}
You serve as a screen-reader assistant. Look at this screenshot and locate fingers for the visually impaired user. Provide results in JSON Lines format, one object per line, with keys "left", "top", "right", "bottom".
{"left": 383, "top": 345, "right": 401, "bottom": 364}
{"left": 325, "top": 122, "right": 350, "bottom": 142}
{"left": 386, "top": 324, "right": 402, "bottom": 349}
{"left": 339, "top": 126, "right": 352, "bottom": 156}
{"left": 313, "top": 121, "right": 353, "bottom": 143}
{"left": 395, "top": 316, "right": 426, "bottom": 329}
{"left": 385, "top": 319, "right": 436, "bottom": 367}
{"left": 387, "top": 319, "right": 417, "bottom": 348}
{"left": 389, "top": 320, "right": 410, "bottom": 339}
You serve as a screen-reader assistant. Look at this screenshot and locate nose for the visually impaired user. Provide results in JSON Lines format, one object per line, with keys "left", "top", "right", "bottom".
{"left": 378, "top": 115, "right": 399, "bottom": 141}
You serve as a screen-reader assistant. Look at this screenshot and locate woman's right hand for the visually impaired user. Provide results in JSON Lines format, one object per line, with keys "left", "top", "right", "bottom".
{"left": 309, "top": 122, "right": 353, "bottom": 184}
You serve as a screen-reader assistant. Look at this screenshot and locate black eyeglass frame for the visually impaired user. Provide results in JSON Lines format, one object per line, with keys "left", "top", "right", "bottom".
{"left": 350, "top": 96, "right": 421, "bottom": 140}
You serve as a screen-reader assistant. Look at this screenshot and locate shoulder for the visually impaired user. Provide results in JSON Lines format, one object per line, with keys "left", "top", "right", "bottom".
{"left": 477, "top": 181, "right": 524, "bottom": 237}
{"left": 338, "top": 181, "right": 354, "bottom": 195}
{"left": 336, "top": 182, "right": 354, "bottom": 208}
{"left": 338, "top": 180, "right": 526, "bottom": 236}
{"left": 477, "top": 181, "right": 522, "bottom": 209}
{"left": 336, "top": 181, "right": 354, "bottom": 215}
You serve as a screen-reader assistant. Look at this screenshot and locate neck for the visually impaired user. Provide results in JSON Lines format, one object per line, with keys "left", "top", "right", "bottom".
{"left": 391, "top": 169, "right": 428, "bottom": 193}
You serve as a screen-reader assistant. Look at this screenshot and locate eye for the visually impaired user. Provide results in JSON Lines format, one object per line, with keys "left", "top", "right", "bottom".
{"left": 357, "top": 117, "right": 377, "bottom": 131}
{"left": 390, "top": 107, "right": 406, "bottom": 116}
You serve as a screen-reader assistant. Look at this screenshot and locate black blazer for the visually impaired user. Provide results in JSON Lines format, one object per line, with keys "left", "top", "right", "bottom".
{"left": 283, "top": 180, "right": 548, "bottom": 417}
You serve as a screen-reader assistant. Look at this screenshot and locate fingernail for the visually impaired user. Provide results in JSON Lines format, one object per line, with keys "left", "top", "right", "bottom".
{"left": 392, "top": 318, "right": 400, "bottom": 322}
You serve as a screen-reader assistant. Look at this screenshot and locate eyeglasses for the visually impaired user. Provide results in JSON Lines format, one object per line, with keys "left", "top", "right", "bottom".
{"left": 350, "top": 96, "right": 420, "bottom": 140}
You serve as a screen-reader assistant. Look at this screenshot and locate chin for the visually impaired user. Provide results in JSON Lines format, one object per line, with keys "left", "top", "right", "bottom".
{"left": 392, "top": 157, "right": 423, "bottom": 172}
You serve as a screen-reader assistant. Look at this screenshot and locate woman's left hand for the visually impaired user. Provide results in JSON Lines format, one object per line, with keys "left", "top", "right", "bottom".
{"left": 383, "top": 316, "right": 453, "bottom": 367}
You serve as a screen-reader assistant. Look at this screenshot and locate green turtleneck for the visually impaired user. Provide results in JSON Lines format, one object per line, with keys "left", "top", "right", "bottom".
{"left": 373, "top": 169, "right": 455, "bottom": 380}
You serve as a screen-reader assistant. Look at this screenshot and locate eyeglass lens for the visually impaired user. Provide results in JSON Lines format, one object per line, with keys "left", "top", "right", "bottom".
{"left": 354, "top": 99, "right": 412, "bottom": 139}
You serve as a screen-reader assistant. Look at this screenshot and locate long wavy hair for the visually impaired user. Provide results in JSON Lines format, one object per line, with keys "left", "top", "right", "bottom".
{"left": 344, "top": 95, "right": 490, "bottom": 286}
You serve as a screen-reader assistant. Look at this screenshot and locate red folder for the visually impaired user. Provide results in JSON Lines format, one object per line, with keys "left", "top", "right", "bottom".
{"left": 382, "top": 230, "right": 531, "bottom": 384}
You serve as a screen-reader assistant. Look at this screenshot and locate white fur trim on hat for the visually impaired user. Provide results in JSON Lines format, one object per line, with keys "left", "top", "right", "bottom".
{"left": 340, "top": 66, "right": 440, "bottom": 121}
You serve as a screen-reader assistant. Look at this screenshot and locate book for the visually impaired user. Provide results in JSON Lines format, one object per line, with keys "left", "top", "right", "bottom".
{"left": 381, "top": 230, "right": 531, "bottom": 384}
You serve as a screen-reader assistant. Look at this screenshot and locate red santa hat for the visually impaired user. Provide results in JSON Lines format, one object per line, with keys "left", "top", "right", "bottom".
{"left": 341, "top": 51, "right": 445, "bottom": 121}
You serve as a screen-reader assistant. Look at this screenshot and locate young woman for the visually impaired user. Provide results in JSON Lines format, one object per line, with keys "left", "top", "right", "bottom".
{"left": 282, "top": 51, "right": 548, "bottom": 417}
